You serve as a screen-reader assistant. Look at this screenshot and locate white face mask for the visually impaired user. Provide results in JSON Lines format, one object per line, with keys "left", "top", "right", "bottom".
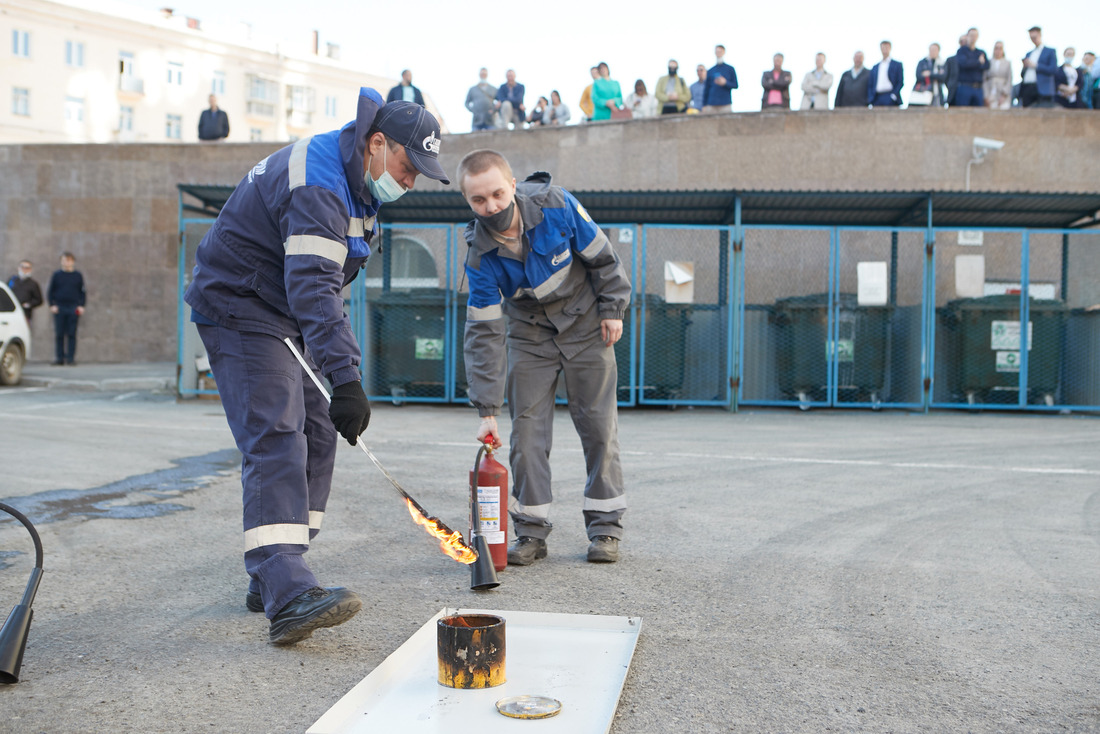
{"left": 1065, "top": 56, "right": 1075, "bottom": 66}
{"left": 364, "top": 141, "right": 407, "bottom": 203}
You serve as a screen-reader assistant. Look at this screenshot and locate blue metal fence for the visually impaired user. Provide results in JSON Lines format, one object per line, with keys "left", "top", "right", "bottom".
{"left": 178, "top": 214, "right": 1100, "bottom": 413}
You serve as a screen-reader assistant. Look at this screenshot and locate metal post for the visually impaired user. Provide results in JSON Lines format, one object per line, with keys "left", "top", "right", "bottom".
{"left": 381, "top": 225, "right": 393, "bottom": 293}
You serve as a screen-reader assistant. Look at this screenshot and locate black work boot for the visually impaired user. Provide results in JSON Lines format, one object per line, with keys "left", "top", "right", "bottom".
{"left": 587, "top": 536, "right": 620, "bottom": 563}
{"left": 507, "top": 536, "right": 548, "bottom": 566}
{"left": 247, "top": 586, "right": 346, "bottom": 614}
{"left": 268, "top": 586, "right": 361, "bottom": 645}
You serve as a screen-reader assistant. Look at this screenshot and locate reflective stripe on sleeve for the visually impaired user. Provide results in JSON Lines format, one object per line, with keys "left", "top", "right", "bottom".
{"left": 309, "top": 510, "right": 324, "bottom": 531}
{"left": 583, "top": 495, "right": 627, "bottom": 512}
{"left": 533, "top": 263, "right": 570, "bottom": 299}
{"left": 508, "top": 495, "right": 551, "bottom": 520}
{"left": 284, "top": 234, "right": 348, "bottom": 266}
{"left": 244, "top": 523, "right": 310, "bottom": 552}
{"left": 347, "top": 215, "right": 376, "bottom": 238}
{"left": 577, "top": 230, "right": 609, "bottom": 261}
{"left": 467, "top": 302, "right": 503, "bottom": 321}
{"left": 287, "top": 138, "right": 310, "bottom": 190}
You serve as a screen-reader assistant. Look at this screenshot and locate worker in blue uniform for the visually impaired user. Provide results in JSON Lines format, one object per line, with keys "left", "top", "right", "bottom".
{"left": 457, "top": 149, "right": 631, "bottom": 565}
{"left": 184, "top": 89, "right": 450, "bottom": 644}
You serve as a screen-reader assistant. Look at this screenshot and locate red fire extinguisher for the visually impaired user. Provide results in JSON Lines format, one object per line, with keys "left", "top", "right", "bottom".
{"left": 470, "top": 442, "right": 509, "bottom": 572}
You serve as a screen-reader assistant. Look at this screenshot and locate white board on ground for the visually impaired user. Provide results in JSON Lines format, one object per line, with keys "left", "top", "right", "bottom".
{"left": 308, "top": 608, "right": 643, "bottom": 734}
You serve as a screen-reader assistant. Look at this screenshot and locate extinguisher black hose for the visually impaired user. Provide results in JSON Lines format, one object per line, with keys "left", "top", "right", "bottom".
{"left": 0, "top": 503, "right": 43, "bottom": 570}
{"left": 470, "top": 443, "right": 488, "bottom": 536}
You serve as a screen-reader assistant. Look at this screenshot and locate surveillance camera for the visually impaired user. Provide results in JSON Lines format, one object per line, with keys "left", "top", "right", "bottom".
{"left": 973, "top": 137, "right": 1005, "bottom": 151}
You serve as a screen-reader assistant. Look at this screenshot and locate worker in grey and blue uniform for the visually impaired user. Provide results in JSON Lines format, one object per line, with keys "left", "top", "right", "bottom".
{"left": 458, "top": 149, "right": 630, "bottom": 565}
{"left": 184, "top": 88, "right": 450, "bottom": 644}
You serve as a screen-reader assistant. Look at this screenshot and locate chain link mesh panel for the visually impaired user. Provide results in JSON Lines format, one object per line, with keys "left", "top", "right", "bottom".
{"left": 741, "top": 227, "right": 831, "bottom": 406}
{"left": 835, "top": 230, "right": 926, "bottom": 407}
{"left": 363, "top": 225, "right": 451, "bottom": 403}
{"left": 932, "top": 230, "right": 1027, "bottom": 406}
{"left": 1027, "top": 231, "right": 1100, "bottom": 410}
{"left": 640, "top": 226, "right": 729, "bottom": 404}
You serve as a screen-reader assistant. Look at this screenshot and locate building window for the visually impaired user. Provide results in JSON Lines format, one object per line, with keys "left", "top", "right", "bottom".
{"left": 12, "top": 30, "right": 30, "bottom": 58}
{"left": 119, "top": 51, "right": 143, "bottom": 94}
{"left": 325, "top": 95, "right": 338, "bottom": 118}
{"left": 246, "top": 75, "right": 277, "bottom": 117}
{"left": 211, "top": 70, "right": 226, "bottom": 96}
{"left": 167, "top": 61, "right": 183, "bottom": 86}
{"left": 12, "top": 88, "right": 30, "bottom": 116}
{"left": 65, "top": 40, "right": 84, "bottom": 67}
{"left": 64, "top": 96, "right": 84, "bottom": 123}
{"left": 119, "top": 105, "right": 133, "bottom": 132}
{"left": 287, "top": 85, "right": 315, "bottom": 126}
{"left": 166, "top": 113, "right": 182, "bottom": 139}
{"left": 250, "top": 127, "right": 263, "bottom": 141}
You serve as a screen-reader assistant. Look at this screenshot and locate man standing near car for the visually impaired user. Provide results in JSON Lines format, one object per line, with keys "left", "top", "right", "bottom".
{"left": 47, "top": 252, "right": 85, "bottom": 365}
{"left": 457, "top": 149, "right": 631, "bottom": 566}
{"left": 7, "top": 260, "right": 43, "bottom": 323}
{"left": 184, "top": 90, "right": 450, "bottom": 645}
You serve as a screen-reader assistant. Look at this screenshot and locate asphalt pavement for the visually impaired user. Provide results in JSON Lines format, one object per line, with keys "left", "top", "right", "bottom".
{"left": 0, "top": 368, "right": 1098, "bottom": 733}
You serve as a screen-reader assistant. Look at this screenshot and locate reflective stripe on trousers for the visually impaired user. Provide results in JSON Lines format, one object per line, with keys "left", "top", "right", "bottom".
{"left": 506, "top": 337, "right": 626, "bottom": 541}
{"left": 197, "top": 325, "right": 338, "bottom": 618}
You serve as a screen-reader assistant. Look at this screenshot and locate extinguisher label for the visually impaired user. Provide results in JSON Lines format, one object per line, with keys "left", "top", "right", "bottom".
{"left": 477, "top": 485, "right": 505, "bottom": 544}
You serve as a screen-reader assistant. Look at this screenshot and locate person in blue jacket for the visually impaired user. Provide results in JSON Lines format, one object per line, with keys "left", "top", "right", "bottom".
{"left": 184, "top": 89, "right": 450, "bottom": 645}
{"left": 457, "top": 150, "right": 631, "bottom": 566}
{"left": 703, "top": 44, "right": 738, "bottom": 112}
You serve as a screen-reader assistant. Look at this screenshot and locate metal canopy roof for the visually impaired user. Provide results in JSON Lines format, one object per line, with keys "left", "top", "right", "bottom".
{"left": 177, "top": 184, "right": 1100, "bottom": 230}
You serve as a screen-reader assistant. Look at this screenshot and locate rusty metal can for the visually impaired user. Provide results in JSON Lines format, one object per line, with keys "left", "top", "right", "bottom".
{"left": 436, "top": 614, "right": 506, "bottom": 689}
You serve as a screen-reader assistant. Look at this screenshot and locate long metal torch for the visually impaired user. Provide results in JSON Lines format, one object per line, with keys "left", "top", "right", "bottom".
{"left": 283, "top": 338, "right": 476, "bottom": 563}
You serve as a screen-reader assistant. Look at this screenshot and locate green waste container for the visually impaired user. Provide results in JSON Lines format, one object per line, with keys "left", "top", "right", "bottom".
{"left": 940, "top": 294, "right": 1065, "bottom": 404}
{"left": 368, "top": 289, "right": 448, "bottom": 400}
{"left": 640, "top": 293, "right": 691, "bottom": 400}
{"left": 774, "top": 293, "right": 892, "bottom": 403}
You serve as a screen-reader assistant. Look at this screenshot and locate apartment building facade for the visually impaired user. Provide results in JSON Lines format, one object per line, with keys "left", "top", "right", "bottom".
{"left": 1, "top": 0, "right": 439, "bottom": 145}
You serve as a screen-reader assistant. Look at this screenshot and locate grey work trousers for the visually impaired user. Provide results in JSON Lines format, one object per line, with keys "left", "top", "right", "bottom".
{"left": 506, "top": 338, "right": 626, "bottom": 541}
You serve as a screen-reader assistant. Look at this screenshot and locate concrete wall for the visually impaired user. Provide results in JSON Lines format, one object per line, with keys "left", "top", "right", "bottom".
{"left": 0, "top": 108, "right": 1097, "bottom": 363}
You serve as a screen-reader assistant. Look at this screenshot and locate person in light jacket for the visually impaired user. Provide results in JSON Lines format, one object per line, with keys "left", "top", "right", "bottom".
{"left": 799, "top": 53, "right": 834, "bottom": 110}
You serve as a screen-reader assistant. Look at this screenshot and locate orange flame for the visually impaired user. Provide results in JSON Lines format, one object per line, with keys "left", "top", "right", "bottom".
{"left": 405, "top": 499, "right": 478, "bottom": 565}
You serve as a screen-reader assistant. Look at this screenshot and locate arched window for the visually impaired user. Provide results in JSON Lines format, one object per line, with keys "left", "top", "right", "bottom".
{"left": 363, "top": 236, "right": 439, "bottom": 289}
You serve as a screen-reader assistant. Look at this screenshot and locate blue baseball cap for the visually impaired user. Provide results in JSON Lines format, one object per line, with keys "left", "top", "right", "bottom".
{"left": 374, "top": 101, "right": 450, "bottom": 185}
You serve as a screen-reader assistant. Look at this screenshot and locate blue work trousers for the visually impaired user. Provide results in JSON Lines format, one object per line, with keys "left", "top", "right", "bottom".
{"left": 197, "top": 325, "right": 338, "bottom": 618}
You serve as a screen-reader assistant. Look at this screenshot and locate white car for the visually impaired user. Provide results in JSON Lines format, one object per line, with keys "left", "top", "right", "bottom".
{"left": 0, "top": 281, "right": 31, "bottom": 385}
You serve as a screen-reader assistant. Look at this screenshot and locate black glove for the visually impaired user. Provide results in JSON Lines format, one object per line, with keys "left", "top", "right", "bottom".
{"left": 329, "top": 380, "right": 371, "bottom": 446}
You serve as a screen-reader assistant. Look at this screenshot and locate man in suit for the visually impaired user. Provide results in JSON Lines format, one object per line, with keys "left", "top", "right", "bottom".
{"left": 835, "top": 51, "right": 870, "bottom": 107}
{"left": 761, "top": 53, "right": 793, "bottom": 109}
{"left": 386, "top": 70, "right": 425, "bottom": 107}
{"left": 868, "top": 41, "right": 904, "bottom": 106}
{"left": 1020, "top": 26, "right": 1058, "bottom": 107}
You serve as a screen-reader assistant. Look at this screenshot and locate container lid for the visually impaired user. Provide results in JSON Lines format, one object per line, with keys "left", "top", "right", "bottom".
{"left": 496, "top": 695, "right": 562, "bottom": 719}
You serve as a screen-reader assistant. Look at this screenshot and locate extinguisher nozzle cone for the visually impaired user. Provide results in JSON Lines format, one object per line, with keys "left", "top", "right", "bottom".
{"left": 469, "top": 534, "right": 501, "bottom": 591}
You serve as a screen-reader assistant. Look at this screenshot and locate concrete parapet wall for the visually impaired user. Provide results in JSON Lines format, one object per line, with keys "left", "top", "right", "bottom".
{"left": 0, "top": 109, "right": 1096, "bottom": 363}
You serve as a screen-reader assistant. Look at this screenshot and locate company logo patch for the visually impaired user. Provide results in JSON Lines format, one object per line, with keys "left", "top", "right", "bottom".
{"left": 248, "top": 157, "right": 268, "bottom": 183}
{"left": 551, "top": 249, "right": 571, "bottom": 266}
{"left": 576, "top": 203, "right": 591, "bottom": 222}
{"left": 422, "top": 130, "right": 441, "bottom": 154}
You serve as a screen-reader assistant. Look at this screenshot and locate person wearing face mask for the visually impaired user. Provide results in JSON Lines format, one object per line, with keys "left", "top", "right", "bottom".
{"left": 457, "top": 150, "right": 631, "bottom": 566}
{"left": 466, "top": 67, "right": 498, "bottom": 131}
{"left": 184, "top": 89, "right": 450, "bottom": 645}
{"left": 655, "top": 59, "right": 691, "bottom": 114}
{"left": 1055, "top": 47, "right": 1080, "bottom": 107}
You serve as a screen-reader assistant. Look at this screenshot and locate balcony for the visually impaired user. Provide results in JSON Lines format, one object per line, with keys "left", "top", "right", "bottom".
{"left": 118, "top": 75, "right": 145, "bottom": 95}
